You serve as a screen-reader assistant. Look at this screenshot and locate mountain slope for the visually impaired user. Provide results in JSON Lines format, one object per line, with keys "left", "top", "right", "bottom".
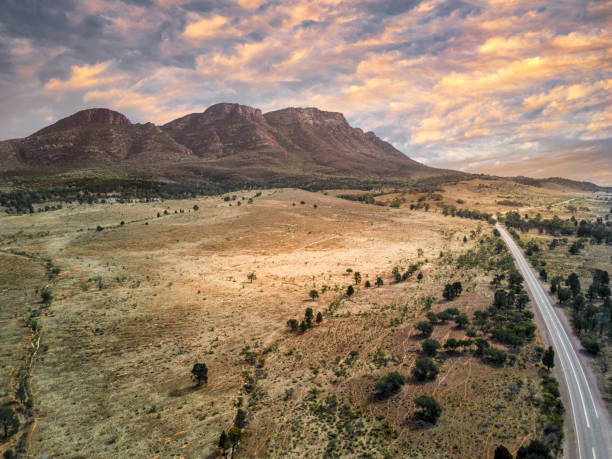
{"left": 10, "top": 108, "right": 192, "bottom": 167}
{"left": 160, "top": 103, "right": 434, "bottom": 177}
{"left": 1, "top": 104, "right": 453, "bottom": 187}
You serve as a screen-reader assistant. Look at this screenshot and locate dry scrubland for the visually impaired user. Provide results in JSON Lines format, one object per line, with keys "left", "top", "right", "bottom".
{"left": 0, "top": 180, "right": 594, "bottom": 457}
{"left": 516, "top": 192, "right": 612, "bottom": 413}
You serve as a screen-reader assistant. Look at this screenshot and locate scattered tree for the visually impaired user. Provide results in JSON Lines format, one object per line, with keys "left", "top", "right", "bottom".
{"left": 413, "top": 395, "right": 442, "bottom": 424}
{"left": 191, "top": 363, "right": 208, "bottom": 386}
{"left": 346, "top": 285, "right": 355, "bottom": 296}
{"left": 580, "top": 335, "right": 600, "bottom": 355}
{"left": 364, "top": 280, "right": 371, "bottom": 288}
{"left": 454, "top": 313, "right": 469, "bottom": 328}
{"left": 218, "top": 431, "right": 230, "bottom": 450}
{"left": 0, "top": 406, "right": 19, "bottom": 438}
{"left": 287, "top": 318, "right": 299, "bottom": 331}
{"left": 494, "top": 445, "right": 513, "bottom": 459}
{"left": 309, "top": 289, "right": 319, "bottom": 300}
{"left": 228, "top": 426, "right": 243, "bottom": 445}
{"left": 247, "top": 272, "right": 257, "bottom": 283}
{"left": 415, "top": 321, "right": 434, "bottom": 338}
{"left": 443, "top": 282, "right": 463, "bottom": 300}
{"left": 41, "top": 287, "right": 53, "bottom": 304}
{"left": 354, "top": 271, "right": 362, "bottom": 284}
{"left": 516, "top": 439, "right": 552, "bottom": 459}
{"left": 542, "top": 346, "right": 555, "bottom": 371}
{"left": 421, "top": 338, "right": 441, "bottom": 357}
{"left": 305, "top": 308, "right": 314, "bottom": 327}
{"left": 412, "top": 357, "right": 439, "bottom": 381}
{"left": 375, "top": 371, "right": 406, "bottom": 398}
{"left": 444, "top": 338, "right": 459, "bottom": 352}
{"left": 234, "top": 409, "right": 246, "bottom": 428}
{"left": 375, "top": 276, "right": 384, "bottom": 287}
{"left": 316, "top": 312, "right": 323, "bottom": 324}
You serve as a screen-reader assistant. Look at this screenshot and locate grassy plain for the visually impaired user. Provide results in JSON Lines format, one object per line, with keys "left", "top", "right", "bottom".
{"left": 0, "top": 179, "right": 602, "bottom": 458}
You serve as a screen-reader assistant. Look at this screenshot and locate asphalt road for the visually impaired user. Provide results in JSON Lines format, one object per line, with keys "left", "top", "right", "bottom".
{"left": 496, "top": 223, "right": 612, "bottom": 459}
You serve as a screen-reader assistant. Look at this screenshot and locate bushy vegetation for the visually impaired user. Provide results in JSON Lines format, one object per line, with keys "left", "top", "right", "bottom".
{"left": 413, "top": 395, "right": 442, "bottom": 424}
{"left": 411, "top": 357, "right": 439, "bottom": 381}
{"left": 375, "top": 371, "right": 406, "bottom": 398}
{"left": 504, "top": 211, "right": 612, "bottom": 244}
{"left": 439, "top": 204, "right": 495, "bottom": 224}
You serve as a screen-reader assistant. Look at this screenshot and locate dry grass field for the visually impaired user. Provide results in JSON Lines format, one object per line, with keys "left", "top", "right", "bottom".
{"left": 0, "top": 180, "right": 602, "bottom": 458}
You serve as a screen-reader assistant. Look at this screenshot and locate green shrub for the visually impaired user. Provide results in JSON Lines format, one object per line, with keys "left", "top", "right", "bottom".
{"left": 375, "top": 371, "right": 406, "bottom": 398}
{"left": 412, "top": 357, "right": 439, "bottom": 381}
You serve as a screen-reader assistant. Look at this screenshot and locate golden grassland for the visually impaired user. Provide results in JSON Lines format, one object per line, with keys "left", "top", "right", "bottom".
{"left": 0, "top": 179, "right": 604, "bottom": 458}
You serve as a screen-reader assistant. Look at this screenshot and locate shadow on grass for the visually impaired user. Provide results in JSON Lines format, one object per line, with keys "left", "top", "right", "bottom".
{"left": 169, "top": 384, "right": 204, "bottom": 397}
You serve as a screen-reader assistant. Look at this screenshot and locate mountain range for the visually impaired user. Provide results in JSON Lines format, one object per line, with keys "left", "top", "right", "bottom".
{"left": 1, "top": 104, "right": 608, "bottom": 192}
{"left": 0, "top": 103, "right": 452, "bottom": 187}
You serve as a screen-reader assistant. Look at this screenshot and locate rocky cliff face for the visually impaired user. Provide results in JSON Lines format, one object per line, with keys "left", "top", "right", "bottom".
{"left": 161, "top": 103, "right": 280, "bottom": 157}
{"left": 32, "top": 108, "right": 132, "bottom": 137}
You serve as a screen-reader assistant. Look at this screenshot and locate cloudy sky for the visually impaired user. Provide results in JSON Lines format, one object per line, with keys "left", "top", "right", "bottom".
{"left": 0, "top": 0, "right": 610, "bottom": 184}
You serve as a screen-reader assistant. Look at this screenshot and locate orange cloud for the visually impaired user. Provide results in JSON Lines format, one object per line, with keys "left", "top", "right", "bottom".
{"left": 45, "top": 61, "right": 121, "bottom": 91}
{"left": 182, "top": 14, "right": 232, "bottom": 40}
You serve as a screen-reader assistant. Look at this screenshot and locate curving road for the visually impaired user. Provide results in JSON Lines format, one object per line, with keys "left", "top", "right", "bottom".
{"left": 496, "top": 223, "right": 612, "bottom": 458}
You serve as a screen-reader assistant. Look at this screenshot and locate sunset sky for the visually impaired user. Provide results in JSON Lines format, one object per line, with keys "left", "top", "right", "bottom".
{"left": 0, "top": 0, "right": 610, "bottom": 184}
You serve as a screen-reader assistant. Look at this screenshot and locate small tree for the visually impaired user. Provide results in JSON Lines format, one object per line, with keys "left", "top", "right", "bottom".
{"left": 193, "top": 204, "right": 199, "bottom": 211}
{"left": 287, "top": 318, "right": 299, "bottom": 331}
{"left": 413, "top": 395, "right": 442, "bottom": 424}
{"left": 444, "top": 338, "right": 459, "bottom": 352}
{"left": 234, "top": 409, "right": 246, "bottom": 428}
{"left": 493, "top": 289, "right": 508, "bottom": 309}
{"left": 454, "top": 313, "right": 469, "bottom": 328}
{"left": 375, "top": 276, "right": 383, "bottom": 287}
{"left": 421, "top": 338, "right": 441, "bottom": 357}
{"left": 305, "top": 308, "right": 314, "bottom": 327}
{"left": 415, "top": 321, "right": 434, "bottom": 338}
{"left": 443, "top": 283, "right": 455, "bottom": 301}
{"left": 316, "top": 312, "right": 323, "bottom": 324}
{"left": 580, "top": 335, "right": 600, "bottom": 355}
{"left": 346, "top": 285, "right": 355, "bottom": 296}
{"left": 557, "top": 288, "right": 571, "bottom": 304}
{"left": 542, "top": 346, "right": 555, "bottom": 371}
{"left": 228, "top": 426, "right": 243, "bottom": 445}
{"left": 191, "top": 363, "right": 208, "bottom": 386}
{"left": 354, "top": 271, "right": 362, "bottom": 284}
{"left": 218, "top": 430, "right": 230, "bottom": 450}
{"left": 309, "top": 289, "right": 319, "bottom": 300}
{"left": 0, "top": 406, "right": 19, "bottom": 438}
{"left": 486, "top": 347, "right": 507, "bottom": 365}
{"left": 41, "top": 287, "right": 53, "bottom": 304}
{"left": 426, "top": 311, "right": 439, "bottom": 324}
{"left": 247, "top": 272, "right": 257, "bottom": 283}
{"left": 516, "top": 440, "right": 552, "bottom": 459}
{"left": 494, "top": 445, "right": 513, "bottom": 459}
{"left": 436, "top": 310, "right": 452, "bottom": 323}
{"left": 412, "top": 357, "right": 439, "bottom": 381}
{"left": 364, "top": 280, "right": 371, "bottom": 288}
{"left": 375, "top": 371, "right": 406, "bottom": 398}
